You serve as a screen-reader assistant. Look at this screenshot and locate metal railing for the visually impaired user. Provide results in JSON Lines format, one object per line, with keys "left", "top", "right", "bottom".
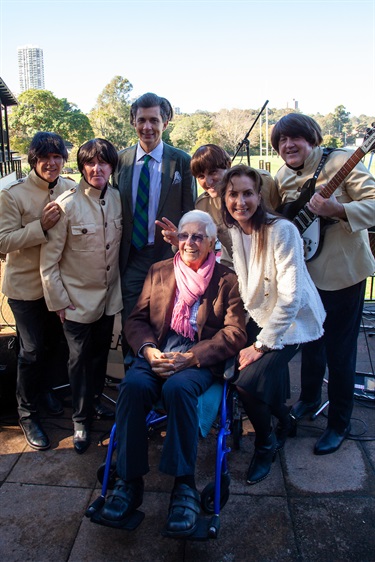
{"left": 365, "top": 275, "right": 375, "bottom": 302}
{"left": 0, "top": 153, "right": 22, "bottom": 180}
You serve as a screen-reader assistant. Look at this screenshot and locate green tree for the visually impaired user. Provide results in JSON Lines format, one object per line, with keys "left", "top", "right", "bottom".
{"left": 169, "top": 112, "right": 214, "bottom": 152}
{"left": 59, "top": 99, "right": 94, "bottom": 146}
{"left": 332, "top": 105, "right": 351, "bottom": 137}
{"left": 89, "top": 76, "right": 134, "bottom": 150}
{"left": 9, "top": 89, "right": 93, "bottom": 155}
{"left": 322, "top": 134, "right": 343, "bottom": 148}
{"left": 317, "top": 105, "right": 351, "bottom": 144}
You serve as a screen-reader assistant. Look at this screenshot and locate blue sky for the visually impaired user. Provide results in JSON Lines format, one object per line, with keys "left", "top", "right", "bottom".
{"left": 1, "top": 0, "right": 374, "bottom": 117}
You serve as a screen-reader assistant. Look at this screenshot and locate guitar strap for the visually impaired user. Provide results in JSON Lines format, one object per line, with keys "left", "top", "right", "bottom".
{"left": 306, "top": 147, "right": 335, "bottom": 197}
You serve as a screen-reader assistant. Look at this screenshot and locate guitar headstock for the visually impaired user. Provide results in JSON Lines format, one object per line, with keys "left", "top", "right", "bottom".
{"left": 362, "top": 125, "right": 375, "bottom": 154}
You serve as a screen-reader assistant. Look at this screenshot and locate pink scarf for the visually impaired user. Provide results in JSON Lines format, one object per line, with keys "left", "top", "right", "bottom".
{"left": 171, "top": 251, "right": 216, "bottom": 340}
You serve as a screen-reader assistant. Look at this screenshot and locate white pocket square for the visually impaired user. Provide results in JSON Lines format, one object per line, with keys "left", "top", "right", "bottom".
{"left": 172, "top": 171, "right": 182, "bottom": 184}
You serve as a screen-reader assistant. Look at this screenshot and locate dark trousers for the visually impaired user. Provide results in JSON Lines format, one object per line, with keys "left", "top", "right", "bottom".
{"left": 115, "top": 357, "right": 214, "bottom": 481}
{"left": 300, "top": 280, "right": 366, "bottom": 432}
{"left": 120, "top": 244, "right": 175, "bottom": 357}
{"left": 120, "top": 245, "right": 156, "bottom": 348}
{"left": 8, "top": 297, "right": 67, "bottom": 421}
{"left": 235, "top": 319, "right": 298, "bottom": 445}
{"left": 63, "top": 313, "right": 114, "bottom": 429}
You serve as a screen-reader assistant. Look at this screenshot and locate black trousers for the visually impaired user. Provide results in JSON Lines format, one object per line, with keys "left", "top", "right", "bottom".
{"left": 63, "top": 313, "right": 114, "bottom": 429}
{"left": 120, "top": 244, "right": 174, "bottom": 357}
{"left": 115, "top": 352, "right": 214, "bottom": 481}
{"left": 8, "top": 297, "right": 67, "bottom": 421}
{"left": 300, "top": 279, "right": 366, "bottom": 432}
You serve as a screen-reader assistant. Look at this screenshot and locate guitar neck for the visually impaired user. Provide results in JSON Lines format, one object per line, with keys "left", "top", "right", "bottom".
{"left": 320, "top": 147, "right": 365, "bottom": 199}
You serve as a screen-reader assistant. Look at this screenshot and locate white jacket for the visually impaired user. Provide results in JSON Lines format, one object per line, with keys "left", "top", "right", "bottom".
{"left": 230, "top": 218, "right": 326, "bottom": 349}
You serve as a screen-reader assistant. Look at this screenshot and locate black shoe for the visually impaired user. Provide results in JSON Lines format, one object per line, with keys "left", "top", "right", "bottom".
{"left": 101, "top": 478, "right": 144, "bottom": 522}
{"left": 247, "top": 432, "right": 277, "bottom": 485}
{"left": 42, "top": 391, "right": 64, "bottom": 416}
{"left": 290, "top": 399, "right": 321, "bottom": 421}
{"left": 73, "top": 428, "right": 91, "bottom": 454}
{"left": 314, "top": 425, "right": 351, "bottom": 455}
{"left": 93, "top": 399, "right": 115, "bottom": 420}
{"left": 165, "top": 483, "right": 201, "bottom": 538}
{"left": 275, "top": 414, "right": 293, "bottom": 451}
{"left": 19, "top": 419, "right": 50, "bottom": 451}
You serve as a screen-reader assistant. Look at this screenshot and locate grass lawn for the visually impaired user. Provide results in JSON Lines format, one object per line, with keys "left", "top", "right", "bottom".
{"left": 62, "top": 172, "right": 81, "bottom": 183}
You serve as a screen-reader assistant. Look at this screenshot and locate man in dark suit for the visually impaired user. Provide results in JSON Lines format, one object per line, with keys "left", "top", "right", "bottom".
{"left": 113, "top": 92, "right": 196, "bottom": 350}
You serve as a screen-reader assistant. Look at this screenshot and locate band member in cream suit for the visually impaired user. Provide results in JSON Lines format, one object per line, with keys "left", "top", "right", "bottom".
{"left": 0, "top": 132, "right": 74, "bottom": 451}
{"left": 270, "top": 114, "right": 375, "bottom": 456}
{"left": 40, "top": 139, "right": 123, "bottom": 454}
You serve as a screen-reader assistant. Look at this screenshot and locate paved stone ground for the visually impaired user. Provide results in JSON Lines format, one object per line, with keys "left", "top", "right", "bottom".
{"left": 0, "top": 316, "right": 374, "bottom": 562}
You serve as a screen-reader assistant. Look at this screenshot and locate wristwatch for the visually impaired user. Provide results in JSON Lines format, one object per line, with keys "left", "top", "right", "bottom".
{"left": 253, "top": 341, "right": 271, "bottom": 353}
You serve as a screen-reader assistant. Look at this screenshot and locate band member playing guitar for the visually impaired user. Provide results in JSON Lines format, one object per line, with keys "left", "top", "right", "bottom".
{"left": 268, "top": 113, "right": 375, "bottom": 456}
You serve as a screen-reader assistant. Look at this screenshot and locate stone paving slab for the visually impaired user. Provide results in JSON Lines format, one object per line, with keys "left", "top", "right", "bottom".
{"left": 0, "top": 329, "right": 374, "bottom": 562}
{"left": 70, "top": 490, "right": 185, "bottom": 562}
{"left": 290, "top": 496, "right": 375, "bottom": 562}
{"left": 184, "top": 495, "right": 299, "bottom": 562}
{"left": 3, "top": 421, "right": 112, "bottom": 488}
{"left": 76, "top": 493, "right": 300, "bottom": 562}
{"left": 283, "top": 437, "right": 370, "bottom": 494}
{"left": 0, "top": 482, "right": 92, "bottom": 562}
{"left": 0, "top": 424, "right": 26, "bottom": 481}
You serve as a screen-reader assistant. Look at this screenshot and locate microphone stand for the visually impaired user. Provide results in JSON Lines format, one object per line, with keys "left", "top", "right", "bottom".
{"left": 232, "top": 100, "right": 269, "bottom": 165}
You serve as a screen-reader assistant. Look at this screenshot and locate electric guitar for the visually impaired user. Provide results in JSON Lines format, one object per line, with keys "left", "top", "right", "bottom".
{"left": 278, "top": 126, "right": 375, "bottom": 261}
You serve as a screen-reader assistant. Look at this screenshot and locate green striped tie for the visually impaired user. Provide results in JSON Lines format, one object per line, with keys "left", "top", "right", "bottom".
{"left": 132, "top": 155, "right": 151, "bottom": 249}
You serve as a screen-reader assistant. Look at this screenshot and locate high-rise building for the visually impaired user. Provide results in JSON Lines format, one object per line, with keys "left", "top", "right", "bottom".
{"left": 286, "top": 98, "right": 299, "bottom": 110}
{"left": 17, "top": 45, "right": 45, "bottom": 92}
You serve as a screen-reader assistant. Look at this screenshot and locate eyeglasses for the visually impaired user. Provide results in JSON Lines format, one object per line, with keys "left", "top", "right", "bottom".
{"left": 177, "top": 233, "right": 208, "bottom": 243}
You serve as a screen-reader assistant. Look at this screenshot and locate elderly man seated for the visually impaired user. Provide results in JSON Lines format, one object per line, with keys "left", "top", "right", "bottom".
{"left": 100, "top": 210, "right": 246, "bottom": 538}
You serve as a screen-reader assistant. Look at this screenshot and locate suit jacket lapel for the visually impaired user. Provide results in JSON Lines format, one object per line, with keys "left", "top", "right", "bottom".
{"left": 159, "top": 260, "right": 177, "bottom": 338}
{"left": 120, "top": 146, "right": 136, "bottom": 215}
{"left": 157, "top": 144, "right": 176, "bottom": 216}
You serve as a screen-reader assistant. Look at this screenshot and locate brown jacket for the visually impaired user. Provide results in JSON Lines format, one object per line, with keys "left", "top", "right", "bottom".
{"left": 124, "top": 257, "right": 247, "bottom": 376}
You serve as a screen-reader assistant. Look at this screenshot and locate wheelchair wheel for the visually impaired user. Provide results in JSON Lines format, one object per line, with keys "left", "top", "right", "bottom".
{"left": 232, "top": 416, "right": 243, "bottom": 450}
{"left": 201, "top": 477, "right": 230, "bottom": 514}
{"left": 97, "top": 461, "right": 117, "bottom": 489}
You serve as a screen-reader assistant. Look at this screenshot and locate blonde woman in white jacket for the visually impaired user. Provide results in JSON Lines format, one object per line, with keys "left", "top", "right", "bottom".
{"left": 220, "top": 165, "right": 326, "bottom": 485}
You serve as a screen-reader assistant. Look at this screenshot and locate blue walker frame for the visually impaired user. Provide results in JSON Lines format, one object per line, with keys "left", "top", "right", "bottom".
{"left": 86, "top": 359, "right": 238, "bottom": 540}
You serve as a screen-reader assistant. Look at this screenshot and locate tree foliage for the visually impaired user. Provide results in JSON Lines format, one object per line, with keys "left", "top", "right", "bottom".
{"left": 169, "top": 112, "right": 217, "bottom": 153}
{"left": 213, "top": 109, "right": 258, "bottom": 154}
{"left": 322, "top": 134, "right": 344, "bottom": 148}
{"left": 89, "top": 76, "right": 135, "bottom": 150}
{"left": 9, "top": 83, "right": 375, "bottom": 160}
{"left": 9, "top": 89, "right": 94, "bottom": 154}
